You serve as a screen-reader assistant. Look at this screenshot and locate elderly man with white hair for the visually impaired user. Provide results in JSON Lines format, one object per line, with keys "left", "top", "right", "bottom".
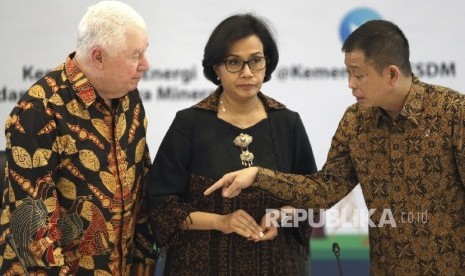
{"left": 0, "top": 1, "right": 156, "bottom": 275}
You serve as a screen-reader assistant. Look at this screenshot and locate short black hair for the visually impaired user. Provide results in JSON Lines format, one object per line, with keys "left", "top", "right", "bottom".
{"left": 202, "top": 13, "right": 279, "bottom": 85}
{"left": 342, "top": 20, "right": 412, "bottom": 76}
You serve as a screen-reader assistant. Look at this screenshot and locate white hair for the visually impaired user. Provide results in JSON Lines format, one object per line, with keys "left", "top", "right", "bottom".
{"left": 76, "top": 1, "right": 146, "bottom": 58}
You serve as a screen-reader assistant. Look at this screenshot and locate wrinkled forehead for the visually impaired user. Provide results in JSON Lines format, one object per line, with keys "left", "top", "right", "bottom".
{"left": 121, "top": 27, "right": 149, "bottom": 51}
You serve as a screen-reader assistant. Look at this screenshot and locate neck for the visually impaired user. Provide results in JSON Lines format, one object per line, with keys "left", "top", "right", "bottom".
{"left": 384, "top": 74, "right": 412, "bottom": 120}
{"left": 74, "top": 55, "right": 113, "bottom": 109}
{"left": 220, "top": 93, "right": 259, "bottom": 114}
{"left": 219, "top": 93, "right": 261, "bottom": 128}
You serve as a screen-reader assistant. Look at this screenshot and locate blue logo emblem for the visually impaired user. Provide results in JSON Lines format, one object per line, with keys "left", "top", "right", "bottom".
{"left": 340, "top": 8, "right": 382, "bottom": 43}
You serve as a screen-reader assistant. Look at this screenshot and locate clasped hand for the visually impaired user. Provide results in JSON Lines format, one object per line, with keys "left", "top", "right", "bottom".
{"left": 219, "top": 209, "right": 277, "bottom": 242}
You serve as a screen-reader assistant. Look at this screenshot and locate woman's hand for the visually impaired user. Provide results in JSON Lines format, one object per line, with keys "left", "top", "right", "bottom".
{"left": 251, "top": 212, "right": 278, "bottom": 242}
{"left": 217, "top": 209, "right": 263, "bottom": 239}
{"left": 248, "top": 205, "right": 296, "bottom": 242}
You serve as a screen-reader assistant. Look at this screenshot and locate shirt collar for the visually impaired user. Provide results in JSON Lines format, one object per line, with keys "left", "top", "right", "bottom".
{"left": 65, "top": 52, "right": 98, "bottom": 108}
{"left": 192, "top": 86, "right": 286, "bottom": 111}
{"left": 399, "top": 75, "right": 424, "bottom": 126}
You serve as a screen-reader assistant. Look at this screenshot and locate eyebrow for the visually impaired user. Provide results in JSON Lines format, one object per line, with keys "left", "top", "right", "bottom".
{"left": 133, "top": 49, "right": 144, "bottom": 55}
{"left": 133, "top": 43, "right": 149, "bottom": 55}
{"left": 225, "top": 52, "right": 264, "bottom": 59}
{"left": 346, "top": 64, "right": 363, "bottom": 71}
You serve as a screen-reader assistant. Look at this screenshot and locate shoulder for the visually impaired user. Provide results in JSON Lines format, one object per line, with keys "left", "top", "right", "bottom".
{"left": 173, "top": 107, "right": 215, "bottom": 127}
{"left": 269, "top": 107, "right": 299, "bottom": 121}
{"left": 343, "top": 102, "right": 378, "bottom": 121}
{"left": 16, "top": 64, "right": 69, "bottom": 110}
{"left": 8, "top": 69, "right": 65, "bottom": 119}
{"left": 424, "top": 82, "right": 463, "bottom": 104}
{"left": 337, "top": 103, "right": 376, "bottom": 134}
{"left": 176, "top": 106, "right": 212, "bottom": 117}
{"left": 419, "top": 78, "right": 461, "bottom": 95}
{"left": 418, "top": 80, "right": 464, "bottom": 117}
{"left": 268, "top": 108, "right": 307, "bottom": 136}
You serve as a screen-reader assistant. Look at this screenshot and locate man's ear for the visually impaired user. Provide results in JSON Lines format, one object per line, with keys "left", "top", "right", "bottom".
{"left": 91, "top": 47, "right": 104, "bottom": 69}
{"left": 388, "top": 65, "right": 400, "bottom": 82}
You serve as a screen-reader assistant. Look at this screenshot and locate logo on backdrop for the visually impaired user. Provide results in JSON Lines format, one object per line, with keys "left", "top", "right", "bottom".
{"left": 339, "top": 7, "right": 382, "bottom": 43}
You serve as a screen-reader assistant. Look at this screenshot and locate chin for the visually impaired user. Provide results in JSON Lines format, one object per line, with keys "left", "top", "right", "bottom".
{"left": 238, "top": 89, "right": 259, "bottom": 98}
{"left": 359, "top": 103, "right": 374, "bottom": 109}
{"left": 127, "top": 84, "right": 138, "bottom": 92}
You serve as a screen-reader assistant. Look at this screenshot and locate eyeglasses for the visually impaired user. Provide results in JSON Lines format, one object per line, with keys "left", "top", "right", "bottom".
{"left": 223, "top": 56, "right": 268, "bottom": 73}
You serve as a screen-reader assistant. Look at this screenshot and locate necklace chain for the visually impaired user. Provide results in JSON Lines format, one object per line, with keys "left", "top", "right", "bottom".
{"left": 220, "top": 96, "right": 260, "bottom": 128}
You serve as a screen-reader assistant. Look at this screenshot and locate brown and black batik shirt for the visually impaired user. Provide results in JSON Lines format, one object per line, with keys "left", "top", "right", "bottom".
{"left": 256, "top": 76, "right": 465, "bottom": 275}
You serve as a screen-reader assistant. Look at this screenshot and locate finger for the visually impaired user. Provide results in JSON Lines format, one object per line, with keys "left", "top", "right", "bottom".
{"left": 222, "top": 181, "right": 241, "bottom": 198}
{"left": 240, "top": 211, "right": 262, "bottom": 231}
{"left": 248, "top": 235, "right": 261, "bottom": 242}
{"left": 230, "top": 212, "right": 259, "bottom": 239}
{"left": 235, "top": 223, "right": 262, "bottom": 240}
{"left": 223, "top": 185, "right": 242, "bottom": 198}
{"left": 231, "top": 189, "right": 241, "bottom": 197}
{"left": 254, "top": 218, "right": 273, "bottom": 242}
{"left": 222, "top": 167, "right": 257, "bottom": 197}
{"left": 237, "top": 211, "right": 263, "bottom": 238}
{"left": 204, "top": 177, "right": 229, "bottom": 196}
{"left": 232, "top": 218, "right": 256, "bottom": 238}
{"left": 259, "top": 216, "right": 270, "bottom": 230}
{"left": 233, "top": 226, "right": 254, "bottom": 238}
{"left": 259, "top": 226, "right": 278, "bottom": 241}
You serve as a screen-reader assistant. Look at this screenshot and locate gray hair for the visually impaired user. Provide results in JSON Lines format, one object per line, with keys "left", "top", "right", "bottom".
{"left": 76, "top": 1, "right": 146, "bottom": 58}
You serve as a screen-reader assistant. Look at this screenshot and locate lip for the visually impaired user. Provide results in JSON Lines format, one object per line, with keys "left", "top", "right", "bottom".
{"left": 355, "top": 96, "right": 365, "bottom": 103}
{"left": 237, "top": 83, "right": 256, "bottom": 89}
{"left": 352, "top": 92, "right": 363, "bottom": 101}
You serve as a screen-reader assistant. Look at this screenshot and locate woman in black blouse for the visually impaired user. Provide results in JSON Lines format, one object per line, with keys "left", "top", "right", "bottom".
{"left": 147, "top": 13, "right": 317, "bottom": 275}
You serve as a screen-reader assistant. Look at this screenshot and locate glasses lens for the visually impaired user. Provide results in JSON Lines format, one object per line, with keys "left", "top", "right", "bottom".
{"left": 224, "top": 58, "right": 243, "bottom": 72}
{"left": 248, "top": 57, "right": 266, "bottom": 70}
{"left": 224, "top": 57, "right": 267, "bottom": 72}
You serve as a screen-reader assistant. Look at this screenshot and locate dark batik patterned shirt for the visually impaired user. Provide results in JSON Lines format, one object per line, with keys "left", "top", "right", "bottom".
{"left": 0, "top": 53, "right": 156, "bottom": 275}
{"left": 256, "top": 76, "right": 465, "bottom": 275}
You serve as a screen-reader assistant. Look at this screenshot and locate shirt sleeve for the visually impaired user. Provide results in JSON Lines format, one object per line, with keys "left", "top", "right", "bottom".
{"left": 256, "top": 108, "right": 359, "bottom": 209}
{"left": 131, "top": 142, "right": 157, "bottom": 273}
{"left": 288, "top": 112, "right": 319, "bottom": 255}
{"left": 3, "top": 104, "right": 66, "bottom": 268}
{"left": 146, "top": 112, "right": 198, "bottom": 249}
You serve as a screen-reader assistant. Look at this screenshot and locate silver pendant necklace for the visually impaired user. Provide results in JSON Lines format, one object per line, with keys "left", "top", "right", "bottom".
{"left": 233, "top": 133, "right": 254, "bottom": 166}
{"left": 220, "top": 95, "right": 259, "bottom": 166}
